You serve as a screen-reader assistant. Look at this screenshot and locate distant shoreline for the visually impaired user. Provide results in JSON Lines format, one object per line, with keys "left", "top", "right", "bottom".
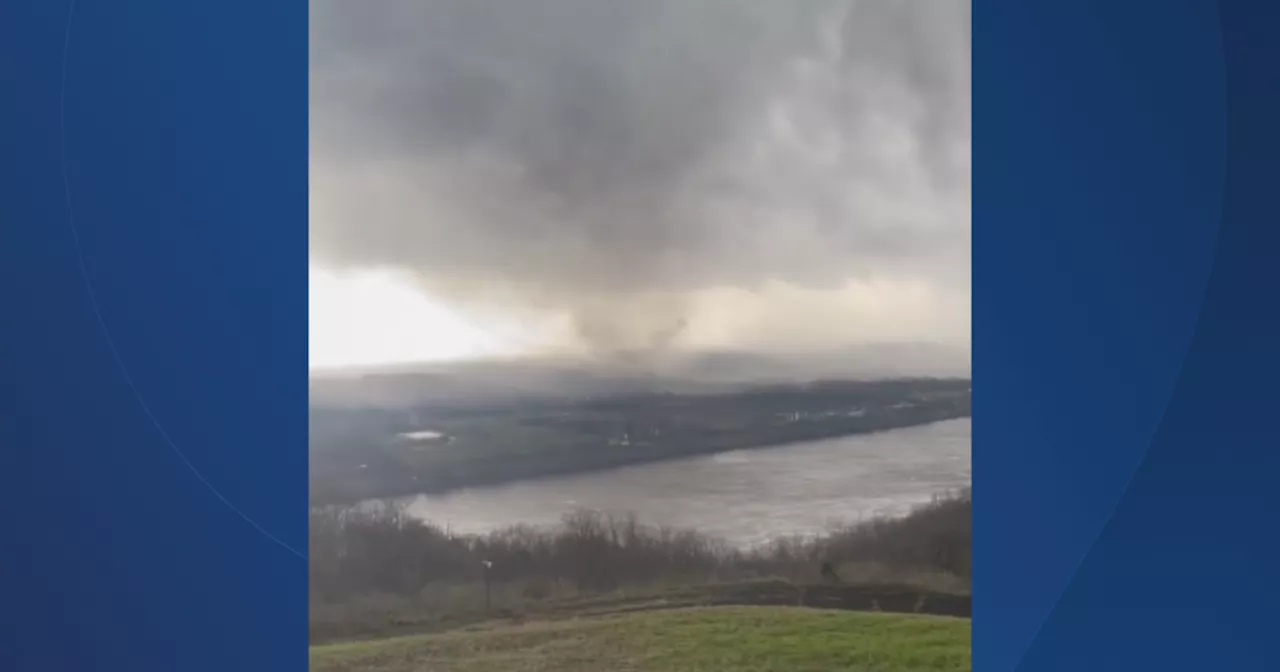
{"left": 313, "top": 411, "right": 971, "bottom": 508}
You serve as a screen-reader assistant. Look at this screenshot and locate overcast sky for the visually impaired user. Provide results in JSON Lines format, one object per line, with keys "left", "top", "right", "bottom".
{"left": 309, "top": 0, "right": 970, "bottom": 361}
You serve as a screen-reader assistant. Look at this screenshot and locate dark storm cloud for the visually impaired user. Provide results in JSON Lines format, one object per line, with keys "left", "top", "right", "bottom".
{"left": 309, "top": 0, "right": 970, "bottom": 351}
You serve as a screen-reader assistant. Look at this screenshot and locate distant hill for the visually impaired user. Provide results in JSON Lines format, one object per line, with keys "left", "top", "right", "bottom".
{"left": 308, "top": 342, "right": 970, "bottom": 410}
{"left": 676, "top": 343, "right": 970, "bottom": 383}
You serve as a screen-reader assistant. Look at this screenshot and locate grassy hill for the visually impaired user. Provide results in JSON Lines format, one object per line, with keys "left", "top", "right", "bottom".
{"left": 310, "top": 606, "right": 970, "bottom": 672}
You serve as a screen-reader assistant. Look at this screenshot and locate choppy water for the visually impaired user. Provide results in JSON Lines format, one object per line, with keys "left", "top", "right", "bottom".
{"left": 392, "top": 417, "right": 971, "bottom": 547}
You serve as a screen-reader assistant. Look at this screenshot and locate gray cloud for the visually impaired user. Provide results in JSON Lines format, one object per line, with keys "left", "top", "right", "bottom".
{"left": 310, "top": 0, "right": 970, "bottom": 354}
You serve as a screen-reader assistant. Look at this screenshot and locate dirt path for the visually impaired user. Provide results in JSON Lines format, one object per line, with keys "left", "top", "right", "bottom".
{"left": 540, "top": 582, "right": 971, "bottom": 621}
{"left": 311, "top": 581, "right": 971, "bottom": 645}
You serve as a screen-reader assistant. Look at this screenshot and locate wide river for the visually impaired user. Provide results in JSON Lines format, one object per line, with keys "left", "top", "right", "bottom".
{"left": 391, "top": 417, "right": 970, "bottom": 547}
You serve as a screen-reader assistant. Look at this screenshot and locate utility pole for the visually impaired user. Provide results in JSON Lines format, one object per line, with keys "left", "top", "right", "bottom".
{"left": 481, "top": 560, "right": 493, "bottom": 615}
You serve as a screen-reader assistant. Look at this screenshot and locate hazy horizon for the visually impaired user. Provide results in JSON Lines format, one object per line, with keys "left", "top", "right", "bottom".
{"left": 307, "top": 343, "right": 970, "bottom": 413}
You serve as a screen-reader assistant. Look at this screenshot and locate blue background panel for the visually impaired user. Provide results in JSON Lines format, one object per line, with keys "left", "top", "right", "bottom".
{"left": 1, "top": 1, "right": 307, "bottom": 670}
{"left": 977, "top": 0, "right": 1280, "bottom": 669}
{"left": 5, "top": 0, "right": 1280, "bottom": 670}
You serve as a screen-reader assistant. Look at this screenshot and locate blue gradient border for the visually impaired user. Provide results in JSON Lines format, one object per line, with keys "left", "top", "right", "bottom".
{"left": 1, "top": 1, "right": 307, "bottom": 670}
{"left": 976, "top": 0, "right": 1280, "bottom": 669}
{"left": 5, "top": 0, "right": 1280, "bottom": 669}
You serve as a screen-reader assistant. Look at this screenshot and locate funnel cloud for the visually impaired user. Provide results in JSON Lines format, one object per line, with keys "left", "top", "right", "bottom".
{"left": 310, "top": 0, "right": 970, "bottom": 360}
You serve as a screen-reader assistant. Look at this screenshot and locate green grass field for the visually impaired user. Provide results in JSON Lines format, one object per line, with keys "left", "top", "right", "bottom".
{"left": 310, "top": 606, "right": 970, "bottom": 672}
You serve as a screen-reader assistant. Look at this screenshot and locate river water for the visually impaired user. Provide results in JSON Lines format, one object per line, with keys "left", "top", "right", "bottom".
{"left": 392, "top": 417, "right": 970, "bottom": 547}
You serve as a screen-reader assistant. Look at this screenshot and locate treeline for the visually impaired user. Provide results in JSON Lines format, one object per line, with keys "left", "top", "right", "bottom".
{"left": 309, "top": 489, "right": 971, "bottom": 605}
